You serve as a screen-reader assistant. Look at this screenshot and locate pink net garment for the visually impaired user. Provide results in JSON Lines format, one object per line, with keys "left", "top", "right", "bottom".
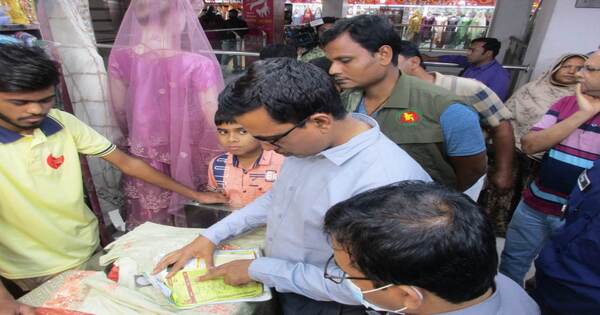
{"left": 108, "top": 0, "right": 224, "bottom": 229}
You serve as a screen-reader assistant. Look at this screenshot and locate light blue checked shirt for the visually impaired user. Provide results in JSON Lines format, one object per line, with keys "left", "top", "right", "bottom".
{"left": 202, "top": 113, "right": 431, "bottom": 304}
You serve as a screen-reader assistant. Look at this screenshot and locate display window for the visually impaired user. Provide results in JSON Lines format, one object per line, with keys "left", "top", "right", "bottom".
{"left": 286, "top": 0, "right": 322, "bottom": 25}
{"left": 345, "top": 0, "right": 496, "bottom": 51}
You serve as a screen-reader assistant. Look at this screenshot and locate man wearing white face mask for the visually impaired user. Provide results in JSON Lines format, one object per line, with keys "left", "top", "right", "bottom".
{"left": 323, "top": 181, "right": 539, "bottom": 315}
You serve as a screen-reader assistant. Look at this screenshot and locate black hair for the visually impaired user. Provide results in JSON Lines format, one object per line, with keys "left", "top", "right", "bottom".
{"left": 218, "top": 57, "right": 346, "bottom": 125}
{"left": 259, "top": 44, "right": 297, "bottom": 60}
{"left": 228, "top": 9, "right": 238, "bottom": 17}
{"left": 316, "top": 16, "right": 337, "bottom": 32}
{"left": 397, "top": 40, "right": 426, "bottom": 70}
{"left": 320, "top": 15, "right": 401, "bottom": 66}
{"left": 471, "top": 37, "right": 501, "bottom": 57}
{"left": 308, "top": 57, "right": 332, "bottom": 74}
{"left": 321, "top": 16, "right": 337, "bottom": 25}
{"left": 0, "top": 44, "right": 59, "bottom": 92}
{"left": 214, "top": 107, "right": 236, "bottom": 126}
{"left": 324, "top": 181, "right": 497, "bottom": 304}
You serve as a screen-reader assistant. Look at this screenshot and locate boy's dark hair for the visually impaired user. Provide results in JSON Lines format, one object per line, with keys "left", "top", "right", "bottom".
{"left": 398, "top": 40, "right": 426, "bottom": 69}
{"left": 0, "top": 44, "right": 59, "bottom": 92}
{"left": 259, "top": 44, "right": 297, "bottom": 60}
{"left": 471, "top": 37, "right": 501, "bottom": 57}
{"left": 320, "top": 15, "right": 401, "bottom": 66}
{"left": 309, "top": 57, "right": 332, "bottom": 74}
{"left": 324, "top": 181, "right": 497, "bottom": 304}
{"left": 218, "top": 58, "right": 346, "bottom": 125}
{"left": 214, "top": 107, "right": 236, "bottom": 126}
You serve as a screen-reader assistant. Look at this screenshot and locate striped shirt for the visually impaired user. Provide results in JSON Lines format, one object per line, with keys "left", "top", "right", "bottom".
{"left": 522, "top": 96, "right": 600, "bottom": 216}
{"left": 433, "top": 71, "right": 513, "bottom": 128}
{"left": 208, "top": 150, "right": 284, "bottom": 208}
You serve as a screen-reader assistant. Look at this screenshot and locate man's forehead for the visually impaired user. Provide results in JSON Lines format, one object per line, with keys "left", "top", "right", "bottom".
{"left": 470, "top": 42, "right": 484, "bottom": 48}
{"left": 587, "top": 51, "right": 600, "bottom": 65}
{"left": 235, "top": 107, "right": 289, "bottom": 134}
{"left": 0, "top": 88, "right": 55, "bottom": 100}
{"left": 325, "top": 33, "right": 361, "bottom": 51}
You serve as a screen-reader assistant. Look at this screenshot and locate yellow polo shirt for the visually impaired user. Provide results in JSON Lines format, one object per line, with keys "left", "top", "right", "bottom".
{"left": 0, "top": 109, "right": 115, "bottom": 279}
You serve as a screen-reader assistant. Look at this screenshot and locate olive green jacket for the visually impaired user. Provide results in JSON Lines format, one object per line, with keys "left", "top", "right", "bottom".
{"left": 341, "top": 74, "right": 465, "bottom": 187}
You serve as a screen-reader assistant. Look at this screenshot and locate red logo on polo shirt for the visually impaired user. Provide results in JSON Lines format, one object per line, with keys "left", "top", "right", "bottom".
{"left": 399, "top": 111, "right": 420, "bottom": 124}
{"left": 47, "top": 154, "right": 65, "bottom": 169}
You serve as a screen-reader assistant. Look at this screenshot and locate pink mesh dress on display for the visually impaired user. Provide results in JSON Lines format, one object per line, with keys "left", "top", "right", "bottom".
{"left": 108, "top": 0, "right": 224, "bottom": 229}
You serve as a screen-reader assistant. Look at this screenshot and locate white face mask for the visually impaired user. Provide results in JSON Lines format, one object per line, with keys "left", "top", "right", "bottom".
{"left": 347, "top": 280, "right": 423, "bottom": 314}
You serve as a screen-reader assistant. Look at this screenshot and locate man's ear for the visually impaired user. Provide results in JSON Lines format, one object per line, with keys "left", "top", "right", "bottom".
{"left": 483, "top": 49, "right": 494, "bottom": 59}
{"left": 409, "top": 56, "right": 422, "bottom": 69}
{"left": 396, "top": 285, "right": 424, "bottom": 310}
{"left": 377, "top": 45, "right": 394, "bottom": 66}
{"left": 310, "top": 113, "right": 333, "bottom": 133}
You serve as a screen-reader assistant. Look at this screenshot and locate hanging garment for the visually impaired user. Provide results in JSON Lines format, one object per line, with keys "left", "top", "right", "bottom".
{"left": 419, "top": 15, "right": 435, "bottom": 42}
{"left": 108, "top": 0, "right": 223, "bottom": 229}
{"left": 443, "top": 16, "right": 459, "bottom": 47}
{"left": 468, "top": 12, "right": 487, "bottom": 41}
{"left": 37, "top": 0, "right": 124, "bottom": 216}
{"left": 454, "top": 16, "right": 473, "bottom": 48}
{"left": 433, "top": 15, "right": 448, "bottom": 48}
{"left": 406, "top": 11, "right": 422, "bottom": 44}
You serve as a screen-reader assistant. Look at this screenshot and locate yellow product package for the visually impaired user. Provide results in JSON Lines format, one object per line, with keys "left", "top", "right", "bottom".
{"left": 147, "top": 249, "right": 267, "bottom": 309}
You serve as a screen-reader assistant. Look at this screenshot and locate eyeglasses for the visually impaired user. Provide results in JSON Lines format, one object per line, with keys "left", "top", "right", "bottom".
{"left": 576, "top": 65, "right": 600, "bottom": 73}
{"left": 323, "top": 254, "right": 372, "bottom": 284}
{"left": 252, "top": 116, "right": 310, "bottom": 147}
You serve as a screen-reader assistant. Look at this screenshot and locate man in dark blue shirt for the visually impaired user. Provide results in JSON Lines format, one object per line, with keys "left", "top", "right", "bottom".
{"left": 533, "top": 157, "right": 600, "bottom": 315}
{"left": 425, "top": 38, "right": 511, "bottom": 101}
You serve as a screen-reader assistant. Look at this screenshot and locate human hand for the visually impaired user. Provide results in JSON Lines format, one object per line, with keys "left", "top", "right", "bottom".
{"left": 196, "top": 259, "right": 254, "bottom": 286}
{"left": 576, "top": 83, "right": 600, "bottom": 115}
{"left": 489, "top": 167, "right": 514, "bottom": 194}
{"left": 0, "top": 298, "right": 35, "bottom": 315}
{"left": 153, "top": 236, "right": 216, "bottom": 278}
{"left": 193, "top": 191, "right": 229, "bottom": 204}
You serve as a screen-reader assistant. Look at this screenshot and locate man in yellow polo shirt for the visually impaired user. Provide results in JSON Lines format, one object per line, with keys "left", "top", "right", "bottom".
{"left": 0, "top": 45, "right": 227, "bottom": 312}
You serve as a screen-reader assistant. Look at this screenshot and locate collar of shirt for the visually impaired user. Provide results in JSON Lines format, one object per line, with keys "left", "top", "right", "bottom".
{"left": 348, "top": 72, "right": 417, "bottom": 113}
{"left": 467, "top": 59, "right": 499, "bottom": 72}
{"left": 0, "top": 116, "right": 63, "bottom": 144}
{"left": 435, "top": 279, "right": 500, "bottom": 315}
{"left": 317, "top": 113, "right": 380, "bottom": 166}
{"left": 432, "top": 71, "right": 448, "bottom": 86}
{"left": 230, "top": 150, "right": 275, "bottom": 169}
{"left": 382, "top": 72, "right": 419, "bottom": 109}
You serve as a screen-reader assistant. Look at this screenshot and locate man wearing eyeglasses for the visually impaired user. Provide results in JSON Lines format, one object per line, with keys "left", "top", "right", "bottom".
{"left": 500, "top": 50, "right": 600, "bottom": 286}
{"left": 154, "top": 58, "right": 431, "bottom": 314}
{"left": 323, "top": 181, "right": 539, "bottom": 315}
